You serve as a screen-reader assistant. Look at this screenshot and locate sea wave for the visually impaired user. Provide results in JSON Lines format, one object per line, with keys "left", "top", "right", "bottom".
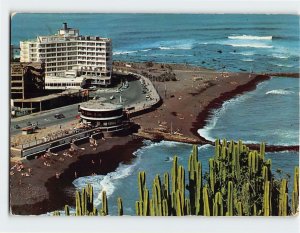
{"left": 272, "top": 63, "right": 293, "bottom": 68}
{"left": 227, "top": 43, "right": 273, "bottom": 49}
{"left": 197, "top": 96, "right": 247, "bottom": 142}
{"left": 242, "top": 58, "right": 254, "bottom": 62}
{"left": 230, "top": 51, "right": 255, "bottom": 56}
{"left": 73, "top": 155, "right": 142, "bottom": 207}
{"left": 197, "top": 82, "right": 269, "bottom": 142}
{"left": 265, "top": 89, "right": 294, "bottom": 95}
{"left": 113, "top": 50, "right": 138, "bottom": 55}
{"left": 272, "top": 54, "right": 289, "bottom": 59}
{"left": 158, "top": 45, "right": 192, "bottom": 50}
{"left": 228, "top": 35, "right": 273, "bottom": 40}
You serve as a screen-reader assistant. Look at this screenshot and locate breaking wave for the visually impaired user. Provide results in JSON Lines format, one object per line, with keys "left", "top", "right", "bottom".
{"left": 227, "top": 43, "right": 273, "bottom": 49}
{"left": 265, "top": 89, "right": 294, "bottom": 95}
{"left": 228, "top": 35, "right": 273, "bottom": 40}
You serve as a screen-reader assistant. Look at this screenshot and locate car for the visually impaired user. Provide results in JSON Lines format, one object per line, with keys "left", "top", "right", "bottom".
{"left": 27, "top": 121, "right": 32, "bottom": 126}
{"left": 14, "top": 124, "right": 20, "bottom": 129}
{"left": 54, "top": 113, "right": 65, "bottom": 119}
{"left": 110, "top": 95, "right": 115, "bottom": 100}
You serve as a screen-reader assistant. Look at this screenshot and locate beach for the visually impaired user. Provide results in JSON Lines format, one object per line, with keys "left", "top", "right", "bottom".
{"left": 9, "top": 62, "right": 289, "bottom": 215}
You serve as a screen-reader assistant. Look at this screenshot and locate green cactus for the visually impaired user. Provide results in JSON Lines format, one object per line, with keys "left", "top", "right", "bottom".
{"left": 213, "top": 192, "right": 223, "bottom": 216}
{"left": 185, "top": 198, "right": 191, "bottom": 215}
{"left": 215, "top": 139, "right": 220, "bottom": 158}
{"left": 172, "top": 156, "right": 179, "bottom": 194}
{"left": 263, "top": 181, "right": 270, "bottom": 216}
{"left": 279, "top": 179, "right": 288, "bottom": 216}
{"left": 292, "top": 167, "right": 299, "bottom": 214}
{"left": 227, "top": 181, "right": 233, "bottom": 216}
{"left": 53, "top": 210, "right": 60, "bottom": 216}
{"left": 209, "top": 159, "right": 216, "bottom": 193}
{"left": 101, "top": 191, "right": 108, "bottom": 216}
{"left": 203, "top": 186, "right": 210, "bottom": 216}
{"left": 75, "top": 190, "right": 82, "bottom": 216}
{"left": 260, "top": 142, "right": 265, "bottom": 159}
{"left": 117, "top": 197, "right": 123, "bottom": 216}
{"left": 135, "top": 201, "right": 140, "bottom": 216}
{"left": 163, "top": 172, "right": 170, "bottom": 199}
{"left": 150, "top": 199, "right": 155, "bottom": 216}
{"left": 175, "top": 189, "right": 183, "bottom": 216}
{"left": 138, "top": 171, "right": 146, "bottom": 202}
{"left": 236, "top": 202, "right": 242, "bottom": 216}
{"left": 64, "top": 205, "right": 70, "bottom": 216}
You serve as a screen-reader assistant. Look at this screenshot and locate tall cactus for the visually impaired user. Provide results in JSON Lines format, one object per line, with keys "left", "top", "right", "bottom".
{"left": 100, "top": 191, "right": 108, "bottom": 216}
{"left": 138, "top": 171, "right": 146, "bottom": 202}
{"left": 203, "top": 186, "right": 210, "bottom": 216}
{"left": 227, "top": 181, "right": 233, "bottom": 216}
{"left": 209, "top": 159, "right": 216, "bottom": 194}
{"left": 278, "top": 179, "right": 288, "bottom": 216}
{"left": 292, "top": 167, "right": 299, "bottom": 214}
{"left": 75, "top": 190, "right": 82, "bottom": 216}
{"left": 263, "top": 181, "right": 270, "bottom": 216}
{"left": 213, "top": 192, "right": 223, "bottom": 216}
{"left": 117, "top": 197, "right": 123, "bottom": 216}
{"left": 64, "top": 205, "right": 70, "bottom": 216}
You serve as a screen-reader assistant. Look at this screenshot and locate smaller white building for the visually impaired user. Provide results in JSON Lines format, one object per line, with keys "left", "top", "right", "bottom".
{"left": 79, "top": 100, "right": 128, "bottom": 132}
{"left": 45, "top": 76, "right": 86, "bottom": 90}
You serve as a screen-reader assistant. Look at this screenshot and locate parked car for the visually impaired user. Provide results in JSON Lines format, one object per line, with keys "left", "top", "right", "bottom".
{"left": 14, "top": 124, "right": 20, "bottom": 129}
{"left": 54, "top": 113, "right": 65, "bottom": 119}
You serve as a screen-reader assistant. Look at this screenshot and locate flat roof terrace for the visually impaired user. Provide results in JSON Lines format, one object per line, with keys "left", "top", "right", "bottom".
{"left": 80, "top": 100, "right": 123, "bottom": 111}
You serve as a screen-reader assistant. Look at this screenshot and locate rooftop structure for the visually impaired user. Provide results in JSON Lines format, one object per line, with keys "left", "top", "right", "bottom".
{"left": 79, "top": 100, "right": 127, "bottom": 132}
{"left": 80, "top": 100, "right": 123, "bottom": 111}
{"left": 20, "top": 23, "right": 112, "bottom": 88}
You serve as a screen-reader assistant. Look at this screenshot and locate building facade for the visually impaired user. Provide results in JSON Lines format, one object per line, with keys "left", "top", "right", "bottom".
{"left": 11, "top": 62, "right": 45, "bottom": 100}
{"left": 20, "top": 23, "right": 112, "bottom": 87}
{"left": 79, "top": 100, "right": 128, "bottom": 132}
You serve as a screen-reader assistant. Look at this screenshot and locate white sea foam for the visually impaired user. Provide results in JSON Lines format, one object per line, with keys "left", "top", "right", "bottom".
{"left": 272, "top": 63, "right": 293, "bottom": 68}
{"left": 242, "top": 58, "right": 254, "bottom": 62}
{"left": 230, "top": 51, "right": 255, "bottom": 56}
{"left": 113, "top": 50, "right": 138, "bottom": 55}
{"left": 72, "top": 155, "right": 142, "bottom": 207}
{"left": 272, "top": 54, "right": 289, "bottom": 59}
{"left": 197, "top": 144, "right": 213, "bottom": 150}
{"left": 158, "top": 45, "right": 192, "bottom": 50}
{"left": 227, "top": 43, "right": 273, "bottom": 49}
{"left": 197, "top": 97, "right": 243, "bottom": 142}
{"left": 140, "top": 49, "right": 151, "bottom": 52}
{"left": 265, "top": 89, "right": 294, "bottom": 95}
{"left": 156, "top": 39, "right": 195, "bottom": 50}
{"left": 228, "top": 35, "right": 273, "bottom": 40}
{"left": 196, "top": 84, "right": 266, "bottom": 142}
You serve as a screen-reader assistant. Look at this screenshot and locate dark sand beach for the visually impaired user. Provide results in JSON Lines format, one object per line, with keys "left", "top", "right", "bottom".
{"left": 10, "top": 62, "right": 297, "bottom": 215}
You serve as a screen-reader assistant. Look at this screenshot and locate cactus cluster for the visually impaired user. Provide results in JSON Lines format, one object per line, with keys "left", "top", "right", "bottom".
{"left": 55, "top": 139, "right": 299, "bottom": 216}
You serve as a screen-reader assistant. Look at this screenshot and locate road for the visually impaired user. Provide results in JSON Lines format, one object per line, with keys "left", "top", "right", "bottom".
{"left": 11, "top": 78, "right": 148, "bottom": 136}
{"left": 92, "top": 78, "right": 146, "bottom": 107}
{"left": 11, "top": 104, "right": 80, "bottom": 136}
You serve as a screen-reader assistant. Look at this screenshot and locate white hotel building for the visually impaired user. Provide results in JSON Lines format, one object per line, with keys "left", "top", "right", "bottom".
{"left": 20, "top": 23, "right": 112, "bottom": 89}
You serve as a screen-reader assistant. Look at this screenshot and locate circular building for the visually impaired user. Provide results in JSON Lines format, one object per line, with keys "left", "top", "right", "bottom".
{"left": 79, "top": 100, "right": 127, "bottom": 132}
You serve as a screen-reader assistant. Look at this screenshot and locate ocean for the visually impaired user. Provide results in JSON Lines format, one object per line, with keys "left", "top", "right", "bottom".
{"left": 11, "top": 14, "right": 299, "bottom": 215}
